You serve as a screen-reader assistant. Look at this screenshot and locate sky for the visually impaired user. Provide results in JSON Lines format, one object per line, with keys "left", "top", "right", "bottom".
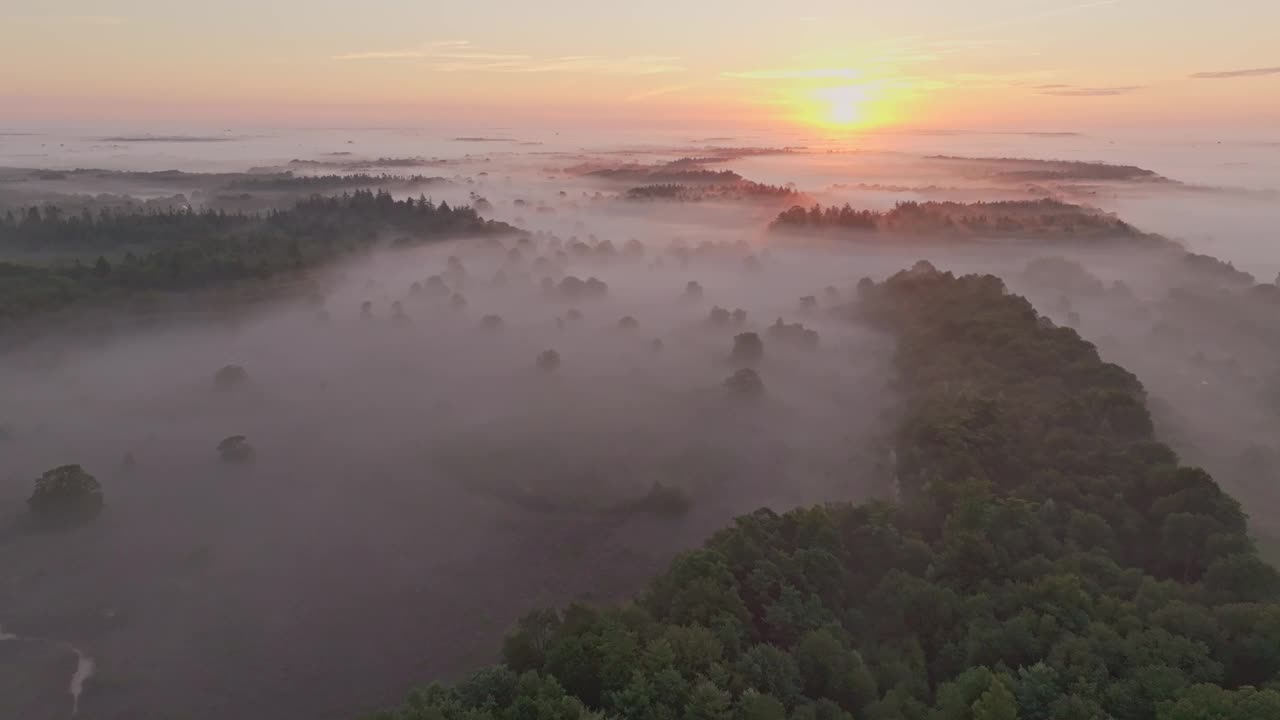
{"left": 2, "top": 0, "right": 1278, "bottom": 134}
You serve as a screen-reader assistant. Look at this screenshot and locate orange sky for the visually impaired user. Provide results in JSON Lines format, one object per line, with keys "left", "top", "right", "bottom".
{"left": 2, "top": 0, "right": 1278, "bottom": 133}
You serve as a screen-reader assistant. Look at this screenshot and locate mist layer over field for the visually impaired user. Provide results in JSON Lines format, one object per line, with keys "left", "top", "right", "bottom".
{"left": 1, "top": 129, "right": 1278, "bottom": 719}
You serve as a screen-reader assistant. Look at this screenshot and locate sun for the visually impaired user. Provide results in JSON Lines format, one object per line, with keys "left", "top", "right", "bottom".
{"left": 789, "top": 82, "right": 896, "bottom": 131}
{"left": 820, "top": 85, "right": 869, "bottom": 126}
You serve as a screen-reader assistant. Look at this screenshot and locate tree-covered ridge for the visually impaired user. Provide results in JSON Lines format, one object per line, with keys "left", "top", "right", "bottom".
{"left": 771, "top": 199, "right": 1167, "bottom": 244}
{"left": 0, "top": 190, "right": 517, "bottom": 322}
{"left": 924, "top": 156, "right": 1169, "bottom": 183}
{"left": 368, "top": 265, "right": 1280, "bottom": 720}
{"left": 623, "top": 181, "right": 800, "bottom": 202}
{"left": 221, "top": 172, "right": 449, "bottom": 192}
{"left": 582, "top": 166, "right": 745, "bottom": 185}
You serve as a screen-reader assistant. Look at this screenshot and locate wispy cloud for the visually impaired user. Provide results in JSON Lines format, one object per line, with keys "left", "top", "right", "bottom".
{"left": 9, "top": 14, "right": 129, "bottom": 26}
{"left": 66, "top": 15, "right": 127, "bottom": 26}
{"left": 625, "top": 83, "right": 697, "bottom": 102}
{"left": 331, "top": 40, "right": 473, "bottom": 61}
{"left": 863, "top": 0, "right": 1120, "bottom": 58}
{"left": 333, "top": 41, "right": 682, "bottom": 75}
{"left": 1034, "top": 84, "right": 1142, "bottom": 96}
{"left": 333, "top": 50, "right": 433, "bottom": 61}
{"left": 724, "top": 68, "right": 864, "bottom": 80}
{"left": 1190, "top": 66, "right": 1280, "bottom": 79}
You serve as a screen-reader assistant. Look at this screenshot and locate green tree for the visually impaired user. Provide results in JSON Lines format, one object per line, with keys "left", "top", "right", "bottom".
{"left": 685, "top": 680, "right": 732, "bottom": 720}
{"left": 27, "top": 464, "right": 103, "bottom": 527}
{"left": 972, "top": 678, "right": 1018, "bottom": 720}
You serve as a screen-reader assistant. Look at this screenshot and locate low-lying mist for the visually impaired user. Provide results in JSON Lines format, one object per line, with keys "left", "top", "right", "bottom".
{"left": 2, "top": 134, "right": 1279, "bottom": 720}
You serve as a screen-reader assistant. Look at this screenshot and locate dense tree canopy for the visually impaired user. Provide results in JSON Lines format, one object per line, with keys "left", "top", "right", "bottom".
{"left": 367, "top": 264, "right": 1280, "bottom": 720}
{"left": 0, "top": 191, "right": 518, "bottom": 323}
{"left": 27, "top": 464, "right": 104, "bottom": 527}
{"left": 771, "top": 199, "right": 1167, "bottom": 244}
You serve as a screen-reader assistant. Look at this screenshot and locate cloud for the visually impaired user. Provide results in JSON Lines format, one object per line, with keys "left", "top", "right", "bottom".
{"left": 723, "top": 68, "right": 864, "bottom": 80}
{"left": 12, "top": 14, "right": 128, "bottom": 26}
{"left": 332, "top": 40, "right": 474, "bottom": 61}
{"left": 1035, "top": 84, "right": 1143, "bottom": 96}
{"left": 1190, "top": 66, "right": 1280, "bottom": 79}
{"left": 333, "top": 42, "right": 681, "bottom": 75}
{"left": 625, "top": 84, "right": 697, "bottom": 102}
{"left": 332, "top": 50, "right": 433, "bottom": 61}
{"left": 67, "top": 15, "right": 126, "bottom": 25}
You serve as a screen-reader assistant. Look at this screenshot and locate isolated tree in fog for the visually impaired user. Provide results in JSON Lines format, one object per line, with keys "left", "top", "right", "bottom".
{"left": 481, "top": 314, "right": 504, "bottom": 331}
{"left": 730, "top": 332, "right": 764, "bottom": 366}
{"left": 28, "top": 464, "right": 104, "bottom": 526}
{"left": 618, "top": 315, "right": 639, "bottom": 331}
{"left": 584, "top": 277, "right": 608, "bottom": 298}
{"left": 724, "top": 368, "right": 764, "bottom": 397}
{"left": 213, "top": 364, "right": 248, "bottom": 390}
{"left": 217, "top": 435, "right": 255, "bottom": 463}
{"left": 709, "top": 306, "right": 731, "bottom": 326}
{"left": 425, "top": 274, "right": 450, "bottom": 297}
{"left": 536, "top": 349, "right": 561, "bottom": 373}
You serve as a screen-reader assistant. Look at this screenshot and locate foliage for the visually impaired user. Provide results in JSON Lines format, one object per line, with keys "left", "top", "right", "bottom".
{"left": 585, "top": 166, "right": 743, "bottom": 184}
{"left": 730, "top": 333, "right": 764, "bottom": 366}
{"left": 27, "top": 464, "right": 104, "bottom": 527}
{"left": 218, "top": 435, "right": 255, "bottom": 463}
{"left": 771, "top": 199, "right": 1167, "bottom": 244}
{"left": 0, "top": 190, "right": 517, "bottom": 323}
{"left": 724, "top": 368, "right": 765, "bottom": 398}
{"left": 214, "top": 364, "right": 249, "bottom": 389}
{"left": 767, "top": 319, "right": 819, "bottom": 350}
{"left": 221, "top": 173, "right": 447, "bottom": 192}
{"left": 537, "top": 350, "right": 562, "bottom": 373}
{"left": 925, "top": 155, "right": 1167, "bottom": 183}
{"left": 370, "top": 265, "right": 1280, "bottom": 720}
{"left": 624, "top": 182, "right": 799, "bottom": 202}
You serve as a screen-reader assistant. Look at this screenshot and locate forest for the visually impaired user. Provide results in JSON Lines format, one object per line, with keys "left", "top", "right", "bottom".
{"left": 584, "top": 167, "right": 745, "bottom": 184}
{"left": 365, "top": 265, "right": 1280, "bottom": 720}
{"left": 771, "top": 200, "right": 1168, "bottom": 244}
{"left": 0, "top": 191, "right": 516, "bottom": 323}
{"left": 923, "top": 157, "right": 1170, "bottom": 183}
{"left": 623, "top": 182, "right": 801, "bottom": 203}
{"left": 221, "top": 173, "right": 450, "bottom": 192}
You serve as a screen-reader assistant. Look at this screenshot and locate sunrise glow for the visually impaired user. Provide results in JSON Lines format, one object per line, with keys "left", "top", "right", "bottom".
{"left": 1, "top": 1, "right": 1276, "bottom": 132}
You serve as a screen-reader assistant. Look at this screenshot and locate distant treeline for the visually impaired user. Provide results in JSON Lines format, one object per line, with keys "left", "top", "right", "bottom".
{"left": 222, "top": 173, "right": 449, "bottom": 192}
{"left": 927, "top": 156, "right": 1168, "bottom": 183}
{"left": 624, "top": 181, "right": 800, "bottom": 202}
{"left": 0, "top": 190, "right": 516, "bottom": 322}
{"left": 585, "top": 167, "right": 744, "bottom": 184}
{"left": 367, "top": 265, "right": 1279, "bottom": 720}
{"left": 288, "top": 157, "right": 440, "bottom": 169}
{"left": 772, "top": 199, "right": 1165, "bottom": 243}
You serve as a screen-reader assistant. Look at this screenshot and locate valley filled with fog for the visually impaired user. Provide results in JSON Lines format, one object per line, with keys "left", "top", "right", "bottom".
{"left": 1, "top": 129, "right": 1279, "bottom": 719}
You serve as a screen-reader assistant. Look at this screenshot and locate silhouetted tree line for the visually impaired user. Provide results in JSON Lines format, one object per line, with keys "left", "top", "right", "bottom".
{"left": 222, "top": 173, "right": 448, "bottom": 191}
{"left": 0, "top": 190, "right": 516, "bottom": 321}
{"left": 587, "top": 167, "right": 744, "bottom": 184}
{"left": 926, "top": 156, "right": 1166, "bottom": 183}
{"left": 366, "top": 263, "right": 1279, "bottom": 720}
{"left": 772, "top": 199, "right": 1166, "bottom": 242}
{"left": 624, "top": 181, "right": 799, "bottom": 202}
